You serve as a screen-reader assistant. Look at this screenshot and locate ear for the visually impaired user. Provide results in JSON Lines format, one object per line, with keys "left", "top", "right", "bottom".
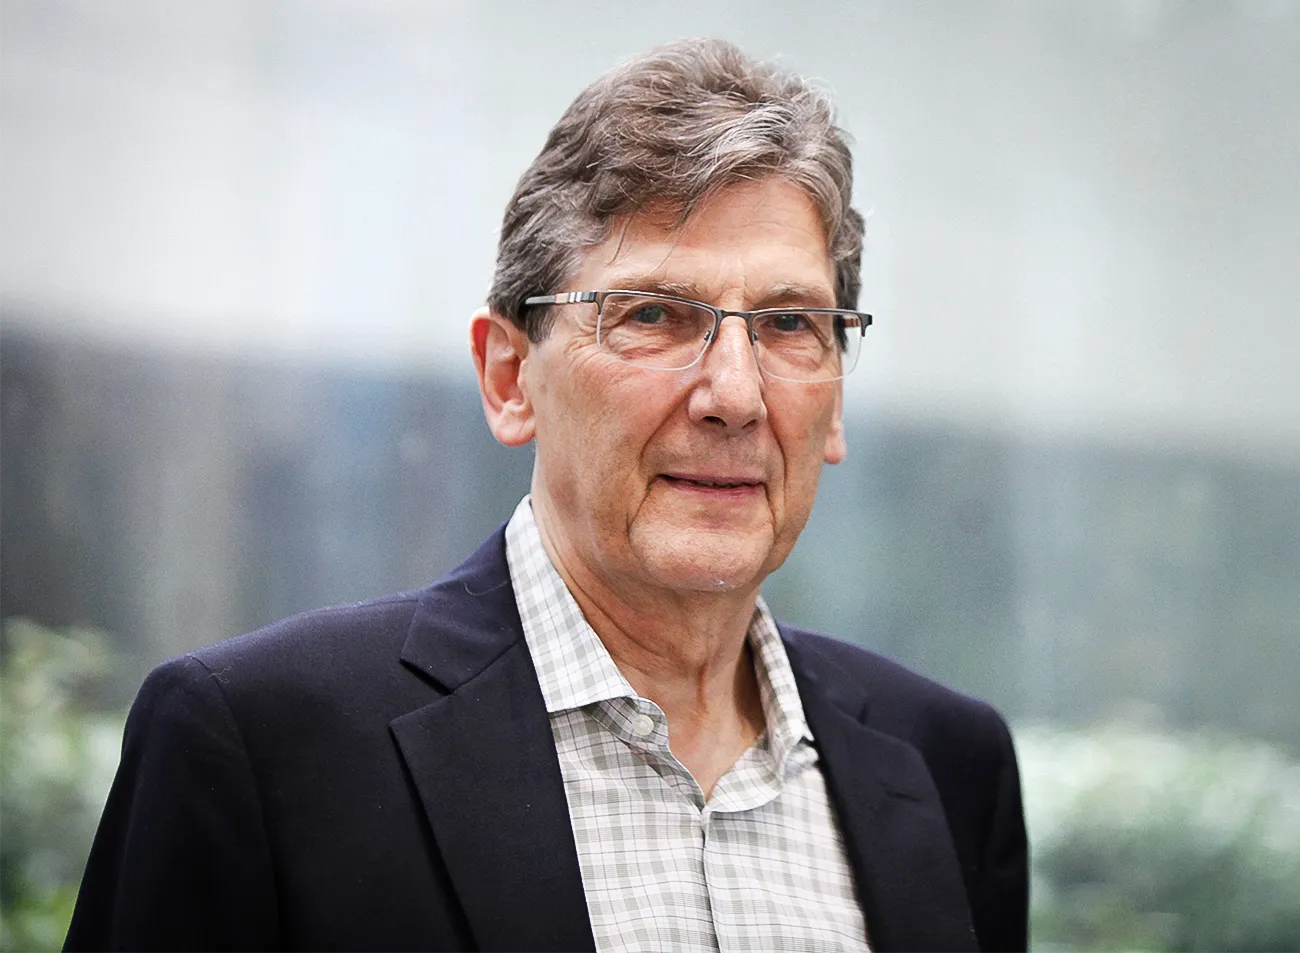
{"left": 823, "top": 381, "right": 847, "bottom": 465}
{"left": 469, "top": 307, "right": 536, "bottom": 447}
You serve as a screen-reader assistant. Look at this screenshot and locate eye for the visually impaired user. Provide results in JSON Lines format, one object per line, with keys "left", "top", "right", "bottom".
{"left": 628, "top": 303, "right": 671, "bottom": 325}
{"left": 768, "top": 311, "right": 811, "bottom": 333}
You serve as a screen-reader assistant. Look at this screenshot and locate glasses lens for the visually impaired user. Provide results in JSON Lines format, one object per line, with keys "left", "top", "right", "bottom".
{"left": 597, "top": 293, "right": 715, "bottom": 370}
{"left": 752, "top": 311, "right": 864, "bottom": 382}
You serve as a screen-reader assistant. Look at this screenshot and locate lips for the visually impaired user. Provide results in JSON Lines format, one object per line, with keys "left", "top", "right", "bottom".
{"left": 661, "top": 474, "right": 763, "bottom": 490}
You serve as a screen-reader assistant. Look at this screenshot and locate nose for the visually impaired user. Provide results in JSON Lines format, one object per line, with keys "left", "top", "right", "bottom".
{"left": 688, "top": 315, "right": 766, "bottom": 432}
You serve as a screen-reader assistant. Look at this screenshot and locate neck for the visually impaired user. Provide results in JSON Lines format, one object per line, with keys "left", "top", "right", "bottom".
{"left": 532, "top": 500, "right": 767, "bottom": 796}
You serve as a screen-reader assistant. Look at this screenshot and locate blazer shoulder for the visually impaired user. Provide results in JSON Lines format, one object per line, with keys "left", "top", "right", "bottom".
{"left": 163, "top": 526, "right": 516, "bottom": 716}
{"left": 186, "top": 589, "right": 423, "bottom": 677}
{"left": 781, "top": 626, "right": 1013, "bottom": 748}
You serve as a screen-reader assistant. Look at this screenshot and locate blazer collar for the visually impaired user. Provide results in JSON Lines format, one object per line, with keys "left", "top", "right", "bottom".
{"left": 784, "top": 629, "right": 979, "bottom": 952}
{"left": 390, "top": 528, "right": 596, "bottom": 952}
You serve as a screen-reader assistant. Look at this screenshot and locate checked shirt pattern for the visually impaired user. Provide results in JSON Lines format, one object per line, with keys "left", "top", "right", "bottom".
{"left": 505, "top": 497, "right": 870, "bottom": 952}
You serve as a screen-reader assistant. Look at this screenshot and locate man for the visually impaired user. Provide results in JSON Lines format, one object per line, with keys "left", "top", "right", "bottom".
{"left": 67, "top": 39, "right": 1027, "bottom": 952}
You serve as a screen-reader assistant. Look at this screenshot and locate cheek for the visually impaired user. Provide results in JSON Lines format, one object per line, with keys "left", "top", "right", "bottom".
{"left": 774, "top": 402, "right": 837, "bottom": 495}
{"left": 551, "top": 371, "right": 662, "bottom": 489}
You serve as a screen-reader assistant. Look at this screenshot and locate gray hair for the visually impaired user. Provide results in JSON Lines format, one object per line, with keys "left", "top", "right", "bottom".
{"left": 487, "top": 38, "right": 865, "bottom": 339}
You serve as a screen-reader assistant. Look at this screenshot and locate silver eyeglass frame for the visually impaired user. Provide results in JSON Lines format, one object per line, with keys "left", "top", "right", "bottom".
{"left": 522, "top": 289, "right": 872, "bottom": 383}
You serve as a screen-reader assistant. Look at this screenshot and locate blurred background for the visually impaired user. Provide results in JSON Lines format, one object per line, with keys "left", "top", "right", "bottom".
{"left": 2, "top": 1, "right": 1298, "bottom": 949}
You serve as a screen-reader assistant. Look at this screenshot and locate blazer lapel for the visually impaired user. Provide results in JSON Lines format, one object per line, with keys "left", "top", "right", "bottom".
{"left": 786, "top": 633, "right": 979, "bottom": 952}
{"left": 389, "top": 531, "right": 596, "bottom": 953}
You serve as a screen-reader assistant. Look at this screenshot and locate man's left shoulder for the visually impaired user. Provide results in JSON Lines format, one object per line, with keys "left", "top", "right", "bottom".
{"left": 779, "top": 625, "right": 1014, "bottom": 751}
{"left": 780, "top": 627, "right": 1030, "bottom": 952}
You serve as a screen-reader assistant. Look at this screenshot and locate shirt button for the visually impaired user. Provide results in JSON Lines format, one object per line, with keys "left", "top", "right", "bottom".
{"left": 632, "top": 713, "right": 656, "bottom": 737}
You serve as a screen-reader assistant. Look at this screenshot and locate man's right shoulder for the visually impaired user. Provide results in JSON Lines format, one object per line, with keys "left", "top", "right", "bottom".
{"left": 156, "top": 524, "right": 517, "bottom": 699}
{"left": 189, "top": 588, "right": 424, "bottom": 674}
{"left": 134, "top": 589, "right": 430, "bottom": 727}
{"left": 141, "top": 525, "right": 519, "bottom": 722}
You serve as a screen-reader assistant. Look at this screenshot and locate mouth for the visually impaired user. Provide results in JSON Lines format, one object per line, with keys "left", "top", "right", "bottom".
{"left": 660, "top": 474, "right": 763, "bottom": 491}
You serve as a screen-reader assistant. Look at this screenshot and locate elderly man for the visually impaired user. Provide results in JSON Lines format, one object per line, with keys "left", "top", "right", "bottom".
{"left": 67, "top": 39, "right": 1027, "bottom": 953}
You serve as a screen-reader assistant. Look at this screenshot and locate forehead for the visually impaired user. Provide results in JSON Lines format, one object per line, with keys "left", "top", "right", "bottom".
{"left": 568, "top": 178, "right": 836, "bottom": 306}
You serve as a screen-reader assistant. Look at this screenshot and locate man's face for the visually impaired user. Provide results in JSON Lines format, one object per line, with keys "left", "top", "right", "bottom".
{"left": 512, "top": 176, "right": 846, "bottom": 599}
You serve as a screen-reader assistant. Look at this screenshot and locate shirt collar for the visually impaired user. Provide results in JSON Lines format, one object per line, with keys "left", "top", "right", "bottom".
{"left": 504, "top": 496, "right": 814, "bottom": 764}
{"left": 505, "top": 496, "right": 635, "bottom": 712}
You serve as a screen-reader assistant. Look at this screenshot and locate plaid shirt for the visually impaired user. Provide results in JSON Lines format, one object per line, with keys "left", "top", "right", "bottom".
{"left": 506, "top": 497, "right": 870, "bottom": 952}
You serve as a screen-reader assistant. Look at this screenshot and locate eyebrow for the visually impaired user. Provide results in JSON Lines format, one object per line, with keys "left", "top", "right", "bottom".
{"left": 760, "top": 282, "right": 837, "bottom": 308}
{"left": 606, "top": 277, "right": 836, "bottom": 309}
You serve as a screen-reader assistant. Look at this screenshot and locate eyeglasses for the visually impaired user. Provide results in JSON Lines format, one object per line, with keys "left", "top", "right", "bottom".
{"left": 522, "top": 290, "right": 871, "bottom": 383}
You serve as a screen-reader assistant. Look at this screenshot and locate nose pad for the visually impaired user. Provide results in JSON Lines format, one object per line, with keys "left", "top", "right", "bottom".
{"left": 703, "top": 318, "right": 758, "bottom": 348}
{"left": 699, "top": 318, "right": 766, "bottom": 399}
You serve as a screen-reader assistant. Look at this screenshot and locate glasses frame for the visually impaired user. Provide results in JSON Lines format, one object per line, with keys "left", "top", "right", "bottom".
{"left": 522, "top": 289, "right": 872, "bottom": 383}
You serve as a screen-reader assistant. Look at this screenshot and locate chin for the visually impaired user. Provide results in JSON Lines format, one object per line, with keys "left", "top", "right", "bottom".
{"left": 629, "top": 526, "right": 775, "bottom": 594}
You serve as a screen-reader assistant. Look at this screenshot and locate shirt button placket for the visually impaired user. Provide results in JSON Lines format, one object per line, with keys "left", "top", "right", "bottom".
{"left": 701, "top": 810, "right": 731, "bottom": 953}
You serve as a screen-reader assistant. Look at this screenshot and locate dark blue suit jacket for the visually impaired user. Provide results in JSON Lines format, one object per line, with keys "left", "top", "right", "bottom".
{"left": 66, "top": 529, "right": 1028, "bottom": 951}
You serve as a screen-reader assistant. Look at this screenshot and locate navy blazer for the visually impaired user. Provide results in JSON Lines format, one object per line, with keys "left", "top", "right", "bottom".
{"left": 66, "top": 529, "right": 1028, "bottom": 952}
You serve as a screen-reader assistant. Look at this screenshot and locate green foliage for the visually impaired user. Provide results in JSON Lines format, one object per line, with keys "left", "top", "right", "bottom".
{"left": 1019, "top": 721, "right": 1300, "bottom": 952}
{"left": 0, "top": 619, "right": 126, "bottom": 953}
{"left": 4, "top": 623, "right": 1299, "bottom": 952}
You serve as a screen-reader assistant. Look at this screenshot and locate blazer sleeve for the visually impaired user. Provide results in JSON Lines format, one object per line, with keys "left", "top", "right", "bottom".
{"left": 970, "top": 714, "right": 1030, "bottom": 953}
{"left": 64, "top": 655, "right": 280, "bottom": 952}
